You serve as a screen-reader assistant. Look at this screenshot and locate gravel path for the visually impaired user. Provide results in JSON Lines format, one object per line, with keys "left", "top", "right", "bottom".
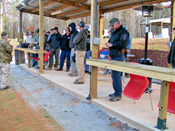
{"left": 9, "top": 63, "right": 138, "bottom": 131}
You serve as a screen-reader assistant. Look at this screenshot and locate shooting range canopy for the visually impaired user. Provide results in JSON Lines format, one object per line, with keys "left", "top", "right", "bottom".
{"left": 16, "top": 0, "right": 170, "bottom": 20}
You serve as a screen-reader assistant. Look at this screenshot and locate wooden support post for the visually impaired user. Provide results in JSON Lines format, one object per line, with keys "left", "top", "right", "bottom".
{"left": 19, "top": 51, "right": 22, "bottom": 64}
{"left": 89, "top": 0, "right": 99, "bottom": 99}
{"left": 150, "top": 23, "right": 152, "bottom": 32}
{"left": 27, "top": 52, "right": 30, "bottom": 68}
{"left": 171, "top": 0, "right": 175, "bottom": 42}
{"left": 160, "top": 22, "right": 163, "bottom": 34}
{"left": 19, "top": 11, "right": 23, "bottom": 45}
{"left": 65, "top": 20, "right": 68, "bottom": 28}
{"left": 1, "top": 0, "right": 4, "bottom": 34}
{"left": 156, "top": 81, "right": 169, "bottom": 130}
{"left": 99, "top": 14, "right": 104, "bottom": 50}
{"left": 39, "top": 0, "right": 44, "bottom": 74}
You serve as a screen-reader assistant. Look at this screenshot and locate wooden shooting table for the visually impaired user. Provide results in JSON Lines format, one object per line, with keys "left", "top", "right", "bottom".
{"left": 16, "top": 47, "right": 47, "bottom": 68}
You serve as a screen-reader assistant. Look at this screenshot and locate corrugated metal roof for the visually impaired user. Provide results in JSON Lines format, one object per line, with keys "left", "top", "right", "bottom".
{"left": 16, "top": 0, "right": 170, "bottom": 20}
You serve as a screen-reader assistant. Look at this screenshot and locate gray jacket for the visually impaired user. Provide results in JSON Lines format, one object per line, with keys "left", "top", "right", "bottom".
{"left": 73, "top": 29, "right": 88, "bottom": 51}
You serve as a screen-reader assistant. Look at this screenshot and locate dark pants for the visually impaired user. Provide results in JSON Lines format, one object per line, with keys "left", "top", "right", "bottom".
{"left": 172, "top": 62, "right": 175, "bottom": 68}
{"left": 48, "top": 48, "right": 60, "bottom": 68}
{"left": 60, "top": 51, "right": 71, "bottom": 69}
{"left": 111, "top": 57, "right": 122, "bottom": 96}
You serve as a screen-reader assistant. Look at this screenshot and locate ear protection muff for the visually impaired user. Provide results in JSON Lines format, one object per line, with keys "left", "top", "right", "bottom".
{"left": 79, "top": 21, "right": 85, "bottom": 27}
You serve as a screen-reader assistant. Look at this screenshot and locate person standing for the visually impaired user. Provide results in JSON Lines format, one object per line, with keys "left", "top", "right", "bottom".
{"left": 0, "top": 31, "right": 13, "bottom": 90}
{"left": 106, "top": 18, "right": 129, "bottom": 101}
{"left": 68, "top": 23, "right": 79, "bottom": 76}
{"left": 56, "top": 27, "right": 71, "bottom": 72}
{"left": 48, "top": 27, "right": 62, "bottom": 70}
{"left": 84, "top": 30, "right": 91, "bottom": 73}
{"left": 168, "top": 26, "right": 175, "bottom": 68}
{"left": 73, "top": 21, "right": 88, "bottom": 84}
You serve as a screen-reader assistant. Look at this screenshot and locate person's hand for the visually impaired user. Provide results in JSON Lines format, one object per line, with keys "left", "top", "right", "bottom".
{"left": 34, "top": 42, "right": 37, "bottom": 44}
{"left": 105, "top": 42, "right": 112, "bottom": 47}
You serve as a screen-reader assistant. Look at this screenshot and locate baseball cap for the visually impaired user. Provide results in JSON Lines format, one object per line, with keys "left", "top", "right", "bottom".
{"left": 1, "top": 31, "right": 7, "bottom": 37}
{"left": 36, "top": 28, "right": 39, "bottom": 33}
{"left": 53, "top": 27, "right": 58, "bottom": 31}
{"left": 24, "top": 31, "right": 29, "bottom": 35}
{"left": 108, "top": 18, "right": 120, "bottom": 27}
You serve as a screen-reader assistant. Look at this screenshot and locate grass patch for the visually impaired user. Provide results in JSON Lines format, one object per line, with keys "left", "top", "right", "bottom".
{"left": 0, "top": 88, "right": 62, "bottom": 131}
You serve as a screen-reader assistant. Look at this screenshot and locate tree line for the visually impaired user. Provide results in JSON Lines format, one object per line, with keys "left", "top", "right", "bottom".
{"left": 0, "top": 0, "right": 171, "bottom": 39}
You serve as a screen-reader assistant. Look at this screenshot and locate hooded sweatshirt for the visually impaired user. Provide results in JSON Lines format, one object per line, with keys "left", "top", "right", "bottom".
{"left": 68, "top": 23, "right": 78, "bottom": 48}
{"left": 73, "top": 29, "right": 88, "bottom": 51}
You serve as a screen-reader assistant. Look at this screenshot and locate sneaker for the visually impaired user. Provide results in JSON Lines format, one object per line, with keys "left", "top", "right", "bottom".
{"left": 0, "top": 86, "right": 11, "bottom": 90}
{"left": 68, "top": 73, "right": 78, "bottom": 77}
{"left": 56, "top": 68, "right": 63, "bottom": 71}
{"left": 66, "top": 69, "right": 69, "bottom": 72}
{"left": 108, "top": 93, "right": 115, "bottom": 97}
{"left": 73, "top": 80, "right": 84, "bottom": 84}
{"left": 109, "top": 95, "right": 122, "bottom": 102}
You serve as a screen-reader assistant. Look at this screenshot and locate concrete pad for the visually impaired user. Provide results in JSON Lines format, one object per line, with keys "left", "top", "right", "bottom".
{"left": 19, "top": 64, "right": 175, "bottom": 131}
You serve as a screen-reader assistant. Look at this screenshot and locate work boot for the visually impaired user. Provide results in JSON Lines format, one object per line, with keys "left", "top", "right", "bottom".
{"left": 108, "top": 93, "right": 115, "bottom": 97}
{"left": 66, "top": 69, "right": 69, "bottom": 72}
{"left": 68, "top": 73, "right": 78, "bottom": 77}
{"left": 56, "top": 68, "right": 63, "bottom": 71}
{"left": 109, "top": 95, "right": 122, "bottom": 102}
{"left": 0, "top": 86, "right": 11, "bottom": 90}
{"left": 73, "top": 80, "right": 84, "bottom": 84}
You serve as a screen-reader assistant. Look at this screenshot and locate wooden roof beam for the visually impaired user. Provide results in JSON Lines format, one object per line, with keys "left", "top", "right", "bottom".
{"left": 21, "top": 8, "right": 68, "bottom": 20}
{"left": 45, "top": 5, "right": 70, "bottom": 15}
{"left": 31, "top": 1, "right": 55, "bottom": 13}
{"left": 104, "top": 0, "right": 170, "bottom": 13}
{"left": 99, "top": 0, "right": 127, "bottom": 7}
{"left": 52, "top": 0, "right": 90, "bottom": 10}
{"left": 56, "top": 8, "right": 85, "bottom": 18}
{"left": 67, "top": 12, "right": 91, "bottom": 20}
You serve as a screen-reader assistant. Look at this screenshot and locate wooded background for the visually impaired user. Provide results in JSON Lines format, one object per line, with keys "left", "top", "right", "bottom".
{"left": 0, "top": 0, "right": 171, "bottom": 38}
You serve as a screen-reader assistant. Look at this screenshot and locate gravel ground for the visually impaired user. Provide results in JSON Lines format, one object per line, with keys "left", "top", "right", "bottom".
{"left": 8, "top": 63, "right": 138, "bottom": 131}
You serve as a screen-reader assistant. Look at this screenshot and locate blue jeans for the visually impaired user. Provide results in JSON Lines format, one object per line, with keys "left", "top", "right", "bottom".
{"left": 60, "top": 51, "right": 71, "bottom": 69}
{"left": 120, "top": 53, "right": 125, "bottom": 61}
{"left": 111, "top": 57, "right": 122, "bottom": 96}
{"left": 84, "top": 50, "right": 90, "bottom": 72}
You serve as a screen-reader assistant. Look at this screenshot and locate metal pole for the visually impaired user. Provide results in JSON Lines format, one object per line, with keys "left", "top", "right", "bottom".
{"left": 144, "top": 17, "right": 149, "bottom": 60}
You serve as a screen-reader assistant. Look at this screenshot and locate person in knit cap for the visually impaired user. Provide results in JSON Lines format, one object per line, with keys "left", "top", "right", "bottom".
{"left": 0, "top": 31, "right": 13, "bottom": 90}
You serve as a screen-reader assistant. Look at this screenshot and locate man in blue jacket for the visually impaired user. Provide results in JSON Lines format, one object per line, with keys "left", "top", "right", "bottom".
{"left": 47, "top": 27, "right": 62, "bottom": 70}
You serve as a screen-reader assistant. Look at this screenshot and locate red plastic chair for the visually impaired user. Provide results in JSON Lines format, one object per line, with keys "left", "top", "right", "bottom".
{"left": 158, "top": 82, "right": 175, "bottom": 114}
{"left": 123, "top": 63, "right": 153, "bottom": 110}
{"left": 34, "top": 51, "right": 50, "bottom": 62}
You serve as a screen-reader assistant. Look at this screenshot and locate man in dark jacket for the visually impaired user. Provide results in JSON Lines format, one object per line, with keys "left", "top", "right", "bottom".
{"left": 56, "top": 27, "right": 71, "bottom": 71}
{"left": 168, "top": 26, "right": 175, "bottom": 68}
{"left": 68, "top": 23, "right": 79, "bottom": 76}
{"left": 106, "top": 18, "right": 129, "bottom": 102}
{"left": 47, "top": 27, "right": 62, "bottom": 70}
{"left": 73, "top": 21, "right": 88, "bottom": 84}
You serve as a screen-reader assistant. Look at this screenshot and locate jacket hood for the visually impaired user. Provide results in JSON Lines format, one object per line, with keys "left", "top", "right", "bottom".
{"left": 68, "top": 23, "right": 76, "bottom": 33}
{"left": 81, "top": 29, "right": 88, "bottom": 35}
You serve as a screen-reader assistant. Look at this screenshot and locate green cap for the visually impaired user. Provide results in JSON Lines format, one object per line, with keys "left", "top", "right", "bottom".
{"left": 1, "top": 31, "right": 7, "bottom": 37}
{"left": 108, "top": 18, "right": 120, "bottom": 27}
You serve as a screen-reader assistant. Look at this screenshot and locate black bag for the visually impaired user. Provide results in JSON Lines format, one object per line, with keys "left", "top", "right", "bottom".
{"left": 21, "top": 43, "right": 29, "bottom": 48}
{"left": 72, "top": 55, "right": 76, "bottom": 62}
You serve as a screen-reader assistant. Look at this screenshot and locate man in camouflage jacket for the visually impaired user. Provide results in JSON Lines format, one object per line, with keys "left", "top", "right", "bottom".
{"left": 0, "top": 31, "right": 13, "bottom": 90}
